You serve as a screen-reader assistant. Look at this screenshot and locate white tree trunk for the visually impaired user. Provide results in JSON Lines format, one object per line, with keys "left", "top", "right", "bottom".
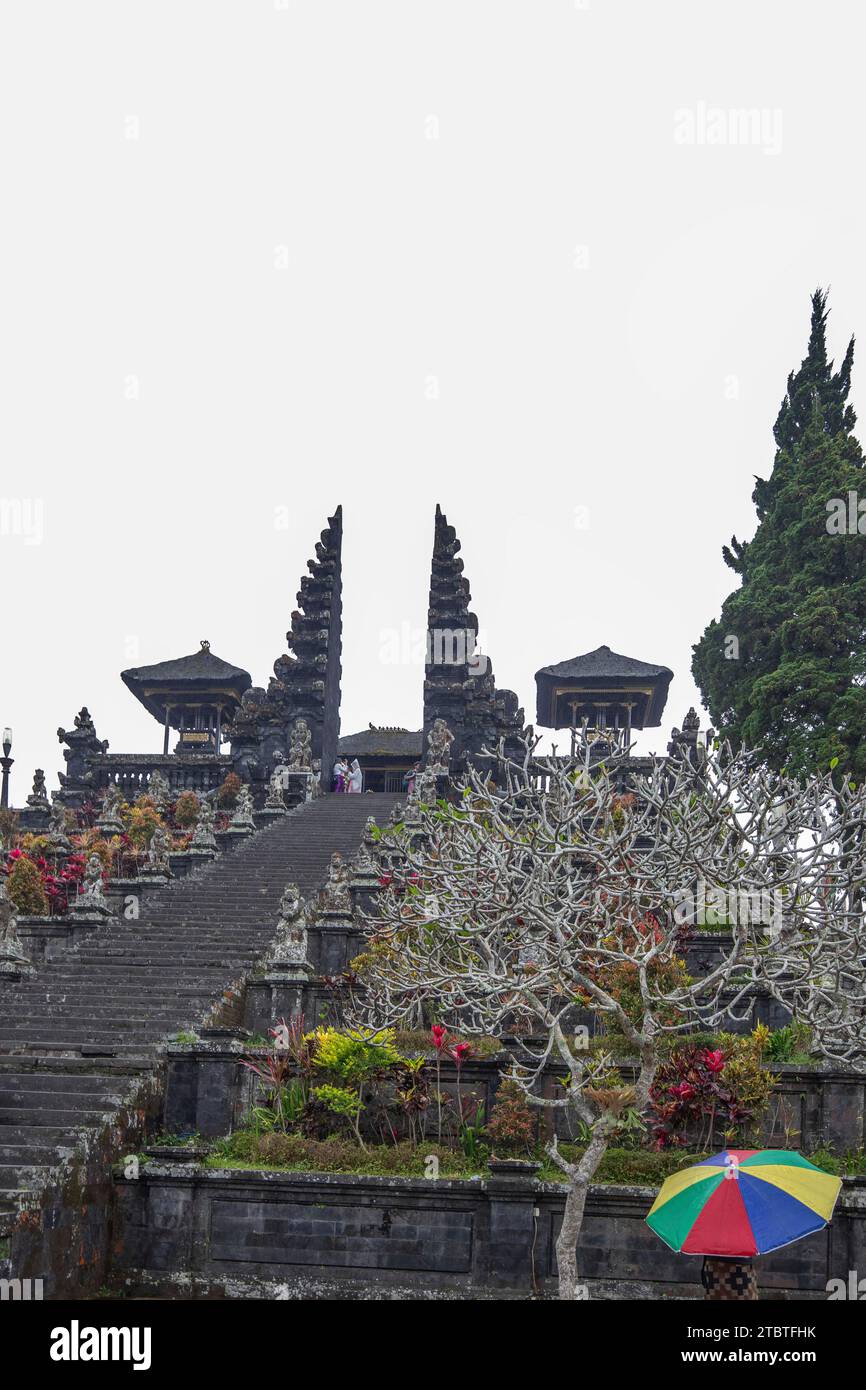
{"left": 554, "top": 1128, "right": 610, "bottom": 1300}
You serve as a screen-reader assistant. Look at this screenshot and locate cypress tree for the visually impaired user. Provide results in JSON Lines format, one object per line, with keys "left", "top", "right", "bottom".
{"left": 692, "top": 289, "right": 866, "bottom": 779}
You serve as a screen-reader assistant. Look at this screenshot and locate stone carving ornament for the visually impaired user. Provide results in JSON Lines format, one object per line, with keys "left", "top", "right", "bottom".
{"left": 97, "top": 784, "right": 125, "bottom": 832}
{"left": 191, "top": 796, "right": 217, "bottom": 850}
{"left": 147, "top": 770, "right": 171, "bottom": 811}
{"left": 144, "top": 824, "right": 172, "bottom": 876}
{"left": 264, "top": 756, "right": 287, "bottom": 810}
{"left": 287, "top": 719, "right": 313, "bottom": 773}
{"left": 0, "top": 877, "right": 32, "bottom": 973}
{"left": 26, "top": 769, "right": 50, "bottom": 810}
{"left": 231, "top": 784, "right": 256, "bottom": 830}
{"left": 426, "top": 718, "right": 454, "bottom": 776}
{"left": 319, "top": 850, "right": 352, "bottom": 915}
{"left": 76, "top": 853, "right": 110, "bottom": 913}
{"left": 48, "top": 801, "right": 72, "bottom": 854}
{"left": 268, "top": 882, "right": 310, "bottom": 967}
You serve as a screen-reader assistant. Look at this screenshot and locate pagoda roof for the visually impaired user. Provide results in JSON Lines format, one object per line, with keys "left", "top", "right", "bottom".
{"left": 121, "top": 642, "right": 252, "bottom": 724}
{"left": 338, "top": 726, "right": 423, "bottom": 759}
{"left": 534, "top": 645, "right": 673, "bottom": 729}
{"left": 535, "top": 646, "right": 673, "bottom": 681}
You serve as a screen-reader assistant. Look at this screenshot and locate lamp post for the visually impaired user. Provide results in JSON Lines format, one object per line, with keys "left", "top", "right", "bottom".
{"left": 0, "top": 727, "right": 12, "bottom": 809}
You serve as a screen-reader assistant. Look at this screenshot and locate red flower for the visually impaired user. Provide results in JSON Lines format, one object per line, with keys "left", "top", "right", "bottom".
{"left": 431, "top": 1024, "right": 448, "bottom": 1053}
{"left": 700, "top": 1048, "right": 726, "bottom": 1074}
{"left": 669, "top": 1082, "right": 695, "bottom": 1100}
{"left": 450, "top": 1042, "right": 472, "bottom": 1068}
{"left": 377, "top": 873, "right": 393, "bottom": 888}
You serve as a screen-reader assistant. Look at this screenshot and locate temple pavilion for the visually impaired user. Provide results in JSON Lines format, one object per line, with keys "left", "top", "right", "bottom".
{"left": 121, "top": 641, "right": 252, "bottom": 755}
{"left": 337, "top": 726, "right": 423, "bottom": 792}
{"left": 534, "top": 645, "right": 673, "bottom": 741}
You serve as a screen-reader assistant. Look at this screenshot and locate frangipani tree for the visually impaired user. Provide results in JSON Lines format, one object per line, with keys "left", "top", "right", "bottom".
{"left": 348, "top": 733, "right": 866, "bottom": 1300}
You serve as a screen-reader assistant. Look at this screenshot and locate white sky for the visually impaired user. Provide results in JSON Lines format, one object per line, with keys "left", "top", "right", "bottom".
{"left": 2, "top": 0, "right": 865, "bottom": 798}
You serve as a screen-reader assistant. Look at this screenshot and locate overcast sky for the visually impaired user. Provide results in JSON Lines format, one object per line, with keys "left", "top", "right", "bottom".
{"left": 2, "top": 0, "right": 865, "bottom": 798}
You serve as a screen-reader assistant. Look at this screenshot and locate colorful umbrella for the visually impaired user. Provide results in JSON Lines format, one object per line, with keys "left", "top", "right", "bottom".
{"left": 646, "top": 1149, "right": 842, "bottom": 1257}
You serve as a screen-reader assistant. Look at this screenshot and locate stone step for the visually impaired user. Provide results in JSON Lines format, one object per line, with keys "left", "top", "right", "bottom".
{"left": 0, "top": 1125, "right": 87, "bottom": 1145}
{"left": 0, "top": 1016, "right": 206, "bottom": 1032}
{"left": 0, "top": 1028, "right": 167, "bottom": 1045}
{"left": 0, "top": 1106, "right": 110, "bottom": 1126}
{"left": 0, "top": 1164, "right": 55, "bottom": 1187}
{"left": 0, "top": 1056, "right": 151, "bottom": 1076}
{"left": 0, "top": 1087, "right": 125, "bottom": 1110}
{"left": 8, "top": 990, "right": 217, "bottom": 1005}
{"left": 0, "top": 1144, "right": 74, "bottom": 1164}
{"left": 0, "top": 1073, "right": 129, "bottom": 1093}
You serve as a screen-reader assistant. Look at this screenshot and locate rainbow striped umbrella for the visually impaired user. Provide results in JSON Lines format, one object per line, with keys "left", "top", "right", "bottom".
{"left": 646, "top": 1150, "right": 841, "bottom": 1257}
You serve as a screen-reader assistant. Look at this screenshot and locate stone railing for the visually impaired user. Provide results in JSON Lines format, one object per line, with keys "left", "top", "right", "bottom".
{"left": 91, "top": 754, "right": 232, "bottom": 798}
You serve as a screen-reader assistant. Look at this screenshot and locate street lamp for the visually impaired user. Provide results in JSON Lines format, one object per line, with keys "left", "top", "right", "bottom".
{"left": 1, "top": 727, "right": 13, "bottom": 810}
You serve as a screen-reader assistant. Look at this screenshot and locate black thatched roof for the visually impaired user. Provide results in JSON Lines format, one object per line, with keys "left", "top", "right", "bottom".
{"left": 338, "top": 726, "right": 424, "bottom": 759}
{"left": 534, "top": 645, "right": 673, "bottom": 729}
{"left": 121, "top": 642, "right": 252, "bottom": 724}
{"left": 535, "top": 646, "right": 673, "bottom": 681}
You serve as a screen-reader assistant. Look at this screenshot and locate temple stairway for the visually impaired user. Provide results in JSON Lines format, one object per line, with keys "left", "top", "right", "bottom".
{"left": 0, "top": 792, "right": 401, "bottom": 1219}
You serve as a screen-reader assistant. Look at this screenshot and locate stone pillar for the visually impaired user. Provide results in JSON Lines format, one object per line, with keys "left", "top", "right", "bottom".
{"left": 245, "top": 964, "right": 313, "bottom": 1037}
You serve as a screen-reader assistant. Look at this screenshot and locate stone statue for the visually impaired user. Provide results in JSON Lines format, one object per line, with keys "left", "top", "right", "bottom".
{"left": 287, "top": 719, "right": 313, "bottom": 773}
{"left": 56, "top": 707, "right": 109, "bottom": 794}
{"left": 352, "top": 817, "right": 380, "bottom": 881}
{"left": 48, "top": 801, "right": 72, "bottom": 855}
{"left": 230, "top": 783, "right": 256, "bottom": 831}
{"left": 0, "top": 877, "right": 33, "bottom": 977}
{"left": 267, "top": 883, "right": 310, "bottom": 966}
{"left": 264, "top": 759, "right": 287, "bottom": 811}
{"left": 146, "top": 770, "right": 170, "bottom": 811}
{"left": 414, "top": 768, "right": 438, "bottom": 804}
{"left": 97, "top": 784, "right": 125, "bottom": 834}
{"left": 26, "top": 769, "right": 50, "bottom": 810}
{"left": 76, "top": 853, "right": 110, "bottom": 914}
{"left": 143, "top": 824, "right": 172, "bottom": 877}
{"left": 191, "top": 796, "right": 217, "bottom": 851}
{"left": 426, "top": 718, "right": 454, "bottom": 776}
{"left": 362, "top": 814, "right": 378, "bottom": 853}
{"left": 667, "top": 707, "right": 702, "bottom": 763}
{"left": 318, "top": 850, "right": 352, "bottom": 915}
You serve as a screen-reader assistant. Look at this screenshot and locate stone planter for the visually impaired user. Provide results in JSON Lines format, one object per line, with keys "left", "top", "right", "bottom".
{"left": 487, "top": 1159, "right": 542, "bottom": 1178}
{"left": 143, "top": 1146, "right": 209, "bottom": 1164}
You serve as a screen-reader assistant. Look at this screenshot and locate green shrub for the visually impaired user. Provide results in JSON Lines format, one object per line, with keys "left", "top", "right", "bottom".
{"left": 485, "top": 1079, "right": 536, "bottom": 1157}
{"left": 765, "top": 1023, "right": 814, "bottom": 1064}
{"left": 173, "top": 791, "right": 200, "bottom": 827}
{"left": 7, "top": 855, "right": 49, "bottom": 915}
{"left": 216, "top": 773, "right": 241, "bottom": 809}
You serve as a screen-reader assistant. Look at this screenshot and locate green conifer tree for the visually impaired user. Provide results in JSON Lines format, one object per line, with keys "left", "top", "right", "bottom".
{"left": 692, "top": 289, "right": 866, "bottom": 779}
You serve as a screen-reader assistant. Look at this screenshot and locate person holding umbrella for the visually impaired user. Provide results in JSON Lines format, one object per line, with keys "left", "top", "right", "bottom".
{"left": 646, "top": 1149, "right": 842, "bottom": 1300}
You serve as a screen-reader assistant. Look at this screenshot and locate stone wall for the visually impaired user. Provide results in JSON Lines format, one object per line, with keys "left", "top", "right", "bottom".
{"left": 109, "top": 1165, "right": 866, "bottom": 1300}
{"left": 161, "top": 1033, "right": 866, "bottom": 1154}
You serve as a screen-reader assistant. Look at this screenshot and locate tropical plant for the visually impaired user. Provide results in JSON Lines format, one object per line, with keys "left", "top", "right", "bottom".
{"left": 216, "top": 773, "right": 242, "bottom": 809}
{"left": 485, "top": 1080, "right": 535, "bottom": 1157}
{"left": 173, "top": 791, "right": 200, "bottom": 828}
{"left": 6, "top": 852, "right": 49, "bottom": 915}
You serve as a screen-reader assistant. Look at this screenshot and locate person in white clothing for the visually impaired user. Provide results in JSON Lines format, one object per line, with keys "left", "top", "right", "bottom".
{"left": 346, "top": 759, "right": 363, "bottom": 794}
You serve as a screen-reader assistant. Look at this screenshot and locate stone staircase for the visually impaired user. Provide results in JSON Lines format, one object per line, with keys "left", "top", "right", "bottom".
{"left": 0, "top": 792, "right": 400, "bottom": 1238}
